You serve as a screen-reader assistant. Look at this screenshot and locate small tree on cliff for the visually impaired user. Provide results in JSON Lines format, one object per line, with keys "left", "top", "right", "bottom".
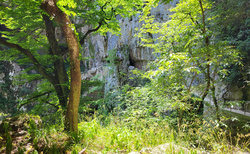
{"left": 137, "top": 0, "right": 240, "bottom": 123}
{"left": 0, "top": 0, "right": 148, "bottom": 132}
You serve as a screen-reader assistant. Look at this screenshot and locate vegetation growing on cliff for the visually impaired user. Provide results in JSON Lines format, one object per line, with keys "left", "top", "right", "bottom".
{"left": 0, "top": 0, "right": 149, "bottom": 132}
{"left": 0, "top": 0, "right": 249, "bottom": 153}
{"left": 137, "top": 0, "right": 241, "bottom": 122}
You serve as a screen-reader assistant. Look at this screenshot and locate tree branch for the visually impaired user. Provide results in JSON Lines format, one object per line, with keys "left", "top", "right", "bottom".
{"left": 0, "top": 37, "right": 55, "bottom": 83}
{"left": 18, "top": 90, "right": 59, "bottom": 110}
{"left": 199, "top": 0, "right": 206, "bottom": 33}
{"left": 187, "top": 12, "right": 203, "bottom": 31}
{"left": 19, "top": 100, "right": 59, "bottom": 110}
{"left": 79, "top": 20, "right": 104, "bottom": 45}
{"left": 79, "top": 1, "right": 115, "bottom": 45}
{"left": 44, "top": 100, "right": 59, "bottom": 109}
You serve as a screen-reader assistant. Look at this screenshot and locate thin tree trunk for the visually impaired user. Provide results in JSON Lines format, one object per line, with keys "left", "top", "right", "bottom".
{"left": 200, "top": 0, "right": 220, "bottom": 121}
{"left": 211, "top": 65, "right": 220, "bottom": 121}
{"left": 41, "top": 0, "right": 81, "bottom": 132}
{"left": 199, "top": 0, "right": 211, "bottom": 116}
{"left": 211, "top": 82, "right": 220, "bottom": 121}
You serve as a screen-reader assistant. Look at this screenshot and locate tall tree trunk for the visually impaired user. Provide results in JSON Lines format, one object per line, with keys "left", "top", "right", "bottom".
{"left": 41, "top": 0, "right": 81, "bottom": 132}
{"left": 43, "top": 14, "right": 69, "bottom": 108}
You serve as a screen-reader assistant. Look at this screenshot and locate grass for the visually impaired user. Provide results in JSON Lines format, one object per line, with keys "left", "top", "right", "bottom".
{"left": 10, "top": 112, "right": 249, "bottom": 153}
{"left": 78, "top": 116, "right": 174, "bottom": 153}
{"left": 71, "top": 114, "right": 249, "bottom": 153}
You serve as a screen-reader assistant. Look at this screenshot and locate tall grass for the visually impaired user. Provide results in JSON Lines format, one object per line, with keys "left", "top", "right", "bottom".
{"left": 27, "top": 111, "right": 249, "bottom": 153}
{"left": 78, "top": 115, "right": 173, "bottom": 153}
{"left": 74, "top": 114, "right": 250, "bottom": 153}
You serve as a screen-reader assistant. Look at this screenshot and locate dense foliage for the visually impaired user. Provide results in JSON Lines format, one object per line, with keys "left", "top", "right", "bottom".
{"left": 0, "top": 0, "right": 249, "bottom": 153}
{"left": 211, "top": 0, "right": 250, "bottom": 93}
{"left": 0, "top": 0, "right": 154, "bottom": 132}
{"left": 137, "top": 0, "right": 240, "bottom": 122}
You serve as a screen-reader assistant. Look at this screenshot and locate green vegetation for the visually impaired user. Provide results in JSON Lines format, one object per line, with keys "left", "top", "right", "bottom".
{"left": 0, "top": 0, "right": 249, "bottom": 153}
{"left": 138, "top": 0, "right": 241, "bottom": 122}
{"left": 0, "top": 0, "right": 149, "bottom": 132}
{"left": 1, "top": 112, "right": 248, "bottom": 153}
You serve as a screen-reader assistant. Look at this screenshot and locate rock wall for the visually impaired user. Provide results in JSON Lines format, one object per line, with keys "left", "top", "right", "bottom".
{"left": 81, "top": 0, "right": 179, "bottom": 92}
{"left": 80, "top": 0, "right": 250, "bottom": 112}
{"left": 0, "top": 61, "right": 21, "bottom": 114}
{"left": 0, "top": 60, "right": 41, "bottom": 114}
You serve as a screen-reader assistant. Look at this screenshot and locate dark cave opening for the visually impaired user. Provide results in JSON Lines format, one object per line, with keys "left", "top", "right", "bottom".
{"left": 129, "top": 54, "right": 136, "bottom": 67}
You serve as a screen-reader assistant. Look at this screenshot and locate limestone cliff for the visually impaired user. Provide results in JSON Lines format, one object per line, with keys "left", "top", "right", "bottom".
{"left": 80, "top": 0, "right": 249, "bottom": 112}
{"left": 81, "top": 0, "right": 179, "bottom": 92}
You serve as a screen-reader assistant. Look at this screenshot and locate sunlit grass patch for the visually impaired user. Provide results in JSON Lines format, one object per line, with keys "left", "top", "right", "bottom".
{"left": 77, "top": 116, "right": 173, "bottom": 153}
{"left": 76, "top": 114, "right": 249, "bottom": 154}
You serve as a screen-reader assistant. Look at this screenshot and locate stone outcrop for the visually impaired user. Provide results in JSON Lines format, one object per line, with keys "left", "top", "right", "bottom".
{"left": 81, "top": 0, "right": 179, "bottom": 92}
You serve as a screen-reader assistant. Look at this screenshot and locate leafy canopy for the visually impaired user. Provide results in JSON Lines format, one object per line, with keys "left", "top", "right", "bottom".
{"left": 0, "top": 0, "right": 152, "bottom": 113}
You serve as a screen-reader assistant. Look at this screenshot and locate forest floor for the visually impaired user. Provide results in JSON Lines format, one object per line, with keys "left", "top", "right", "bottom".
{"left": 0, "top": 113, "right": 250, "bottom": 154}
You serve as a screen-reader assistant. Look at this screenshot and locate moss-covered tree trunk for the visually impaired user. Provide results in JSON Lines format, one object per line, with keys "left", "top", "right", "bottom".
{"left": 41, "top": 0, "right": 81, "bottom": 132}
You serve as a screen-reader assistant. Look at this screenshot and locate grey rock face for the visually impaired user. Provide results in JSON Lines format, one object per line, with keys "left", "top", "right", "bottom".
{"left": 82, "top": 1, "right": 179, "bottom": 92}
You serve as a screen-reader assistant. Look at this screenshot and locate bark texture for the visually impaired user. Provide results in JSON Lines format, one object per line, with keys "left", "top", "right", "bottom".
{"left": 41, "top": 0, "right": 81, "bottom": 132}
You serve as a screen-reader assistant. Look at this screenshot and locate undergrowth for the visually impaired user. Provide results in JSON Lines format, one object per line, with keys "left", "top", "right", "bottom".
{"left": 77, "top": 114, "right": 250, "bottom": 153}
{"left": 17, "top": 82, "right": 250, "bottom": 153}
{"left": 10, "top": 81, "right": 249, "bottom": 153}
{"left": 28, "top": 112, "right": 249, "bottom": 153}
